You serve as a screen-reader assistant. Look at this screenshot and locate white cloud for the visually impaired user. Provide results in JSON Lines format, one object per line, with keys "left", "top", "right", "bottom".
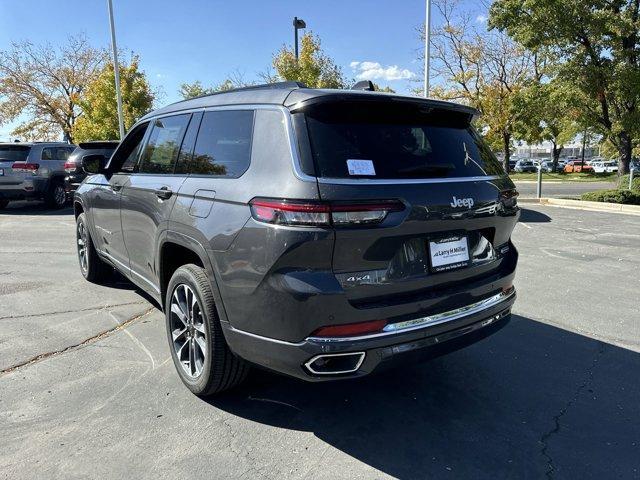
{"left": 476, "top": 14, "right": 487, "bottom": 23}
{"left": 350, "top": 61, "right": 416, "bottom": 81}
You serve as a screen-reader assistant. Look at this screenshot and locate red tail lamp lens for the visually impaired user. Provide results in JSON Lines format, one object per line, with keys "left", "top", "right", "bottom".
{"left": 311, "top": 319, "right": 387, "bottom": 338}
{"left": 249, "top": 198, "right": 404, "bottom": 227}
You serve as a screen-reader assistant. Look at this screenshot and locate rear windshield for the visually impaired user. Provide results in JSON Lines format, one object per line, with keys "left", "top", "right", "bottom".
{"left": 302, "top": 102, "right": 504, "bottom": 179}
{"left": 67, "top": 147, "right": 117, "bottom": 163}
{"left": 0, "top": 145, "right": 30, "bottom": 162}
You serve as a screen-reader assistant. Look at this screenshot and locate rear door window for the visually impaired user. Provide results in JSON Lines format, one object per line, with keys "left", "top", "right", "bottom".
{"left": 189, "top": 110, "right": 254, "bottom": 177}
{"left": 0, "top": 146, "right": 31, "bottom": 162}
{"left": 302, "top": 102, "right": 504, "bottom": 179}
{"left": 139, "top": 114, "right": 191, "bottom": 174}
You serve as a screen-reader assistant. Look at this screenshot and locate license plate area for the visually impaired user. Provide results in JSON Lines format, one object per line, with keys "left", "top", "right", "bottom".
{"left": 428, "top": 234, "right": 470, "bottom": 273}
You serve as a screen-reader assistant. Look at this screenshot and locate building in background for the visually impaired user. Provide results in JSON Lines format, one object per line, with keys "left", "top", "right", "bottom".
{"left": 514, "top": 141, "right": 599, "bottom": 159}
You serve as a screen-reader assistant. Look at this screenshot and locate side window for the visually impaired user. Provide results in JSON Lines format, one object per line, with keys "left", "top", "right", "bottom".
{"left": 57, "top": 147, "right": 72, "bottom": 161}
{"left": 190, "top": 110, "right": 254, "bottom": 177}
{"left": 41, "top": 147, "right": 54, "bottom": 160}
{"left": 139, "top": 114, "right": 191, "bottom": 174}
{"left": 110, "top": 123, "right": 149, "bottom": 173}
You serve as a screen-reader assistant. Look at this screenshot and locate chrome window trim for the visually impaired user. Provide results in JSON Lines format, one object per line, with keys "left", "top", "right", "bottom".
{"left": 133, "top": 104, "right": 317, "bottom": 183}
{"left": 306, "top": 289, "right": 515, "bottom": 343}
{"left": 130, "top": 104, "right": 503, "bottom": 185}
{"left": 316, "top": 175, "right": 502, "bottom": 185}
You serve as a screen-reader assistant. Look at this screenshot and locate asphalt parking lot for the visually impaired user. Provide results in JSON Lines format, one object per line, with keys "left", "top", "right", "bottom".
{"left": 1, "top": 201, "right": 638, "bottom": 479}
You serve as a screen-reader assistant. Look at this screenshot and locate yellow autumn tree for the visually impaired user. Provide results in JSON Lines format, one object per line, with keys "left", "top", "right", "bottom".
{"left": 272, "top": 33, "right": 345, "bottom": 88}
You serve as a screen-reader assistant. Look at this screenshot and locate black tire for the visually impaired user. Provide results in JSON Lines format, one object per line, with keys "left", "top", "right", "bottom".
{"left": 76, "top": 213, "right": 111, "bottom": 283}
{"left": 45, "top": 179, "right": 66, "bottom": 209}
{"left": 166, "top": 264, "right": 249, "bottom": 396}
{"left": 0, "top": 200, "right": 8, "bottom": 209}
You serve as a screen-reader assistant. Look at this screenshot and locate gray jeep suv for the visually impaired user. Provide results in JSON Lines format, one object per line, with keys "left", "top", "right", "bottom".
{"left": 0, "top": 142, "right": 76, "bottom": 209}
{"left": 74, "top": 82, "right": 519, "bottom": 396}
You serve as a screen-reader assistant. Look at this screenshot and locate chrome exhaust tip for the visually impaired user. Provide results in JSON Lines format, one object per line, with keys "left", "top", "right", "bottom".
{"left": 304, "top": 352, "right": 366, "bottom": 375}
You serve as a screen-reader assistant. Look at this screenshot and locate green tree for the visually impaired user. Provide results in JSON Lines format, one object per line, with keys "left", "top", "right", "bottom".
{"left": 512, "top": 80, "right": 579, "bottom": 169}
{"left": 272, "top": 33, "right": 346, "bottom": 88}
{"left": 179, "top": 71, "right": 254, "bottom": 99}
{"left": 426, "top": 0, "right": 539, "bottom": 170}
{"left": 0, "top": 35, "right": 106, "bottom": 141}
{"left": 72, "top": 56, "right": 154, "bottom": 142}
{"left": 178, "top": 80, "right": 215, "bottom": 99}
{"left": 373, "top": 83, "right": 396, "bottom": 93}
{"left": 490, "top": 0, "right": 640, "bottom": 174}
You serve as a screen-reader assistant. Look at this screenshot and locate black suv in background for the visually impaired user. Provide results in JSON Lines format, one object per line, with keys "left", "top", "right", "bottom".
{"left": 64, "top": 141, "right": 119, "bottom": 200}
{"left": 74, "top": 82, "right": 519, "bottom": 396}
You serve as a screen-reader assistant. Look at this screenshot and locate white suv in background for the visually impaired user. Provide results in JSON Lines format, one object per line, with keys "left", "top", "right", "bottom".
{"left": 591, "top": 160, "right": 618, "bottom": 173}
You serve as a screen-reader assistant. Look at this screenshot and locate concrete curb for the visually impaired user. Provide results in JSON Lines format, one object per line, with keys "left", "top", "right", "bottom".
{"left": 519, "top": 197, "right": 640, "bottom": 216}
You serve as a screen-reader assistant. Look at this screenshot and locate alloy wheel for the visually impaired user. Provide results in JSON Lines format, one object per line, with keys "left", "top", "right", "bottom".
{"left": 77, "top": 221, "right": 88, "bottom": 275}
{"left": 54, "top": 185, "right": 66, "bottom": 207}
{"left": 170, "top": 284, "right": 207, "bottom": 378}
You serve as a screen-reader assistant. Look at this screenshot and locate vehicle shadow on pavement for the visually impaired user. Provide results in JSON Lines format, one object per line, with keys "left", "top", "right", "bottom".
{"left": 519, "top": 208, "right": 552, "bottom": 223}
{"left": 207, "top": 315, "right": 639, "bottom": 479}
{"left": 1, "top": 201, "right": 74, "bottom": 215}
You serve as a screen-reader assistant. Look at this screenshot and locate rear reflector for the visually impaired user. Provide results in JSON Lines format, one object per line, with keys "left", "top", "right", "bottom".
{"left": 11, "top": 162, "right": 39, "bottom": 173}
{"left": 249, "top": 198, "right": 404, "bottom": 227}
{"left": 310, "top": 319, "right": 387, "bottom": 338}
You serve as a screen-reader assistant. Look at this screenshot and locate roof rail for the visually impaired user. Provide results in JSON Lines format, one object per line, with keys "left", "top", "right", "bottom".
{"left": 173, "top": 81, "right": 308, "bottom": 104}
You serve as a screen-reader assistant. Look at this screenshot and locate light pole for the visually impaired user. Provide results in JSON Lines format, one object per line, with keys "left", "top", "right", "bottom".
{"left": 424, "top": 0, "right": 431, "bottom": 98}
{"left": 107, "top": 0, "right": 125, "bottom": 139}
{"left": 293, "top": 17, "right": 306, "bottom": 60}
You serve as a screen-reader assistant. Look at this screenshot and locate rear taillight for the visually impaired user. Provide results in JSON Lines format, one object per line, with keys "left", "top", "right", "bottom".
{"left": 249, "top": 198, "right": 404, "bottom": 227}
{"left": 310, "top": 319, "right": 388, "bottom": 338}
{"left": 63, "top": 161, "right": 77, "bottom": 173}
{"left": 11, "top": 162, "right": 39, "bottom": 174}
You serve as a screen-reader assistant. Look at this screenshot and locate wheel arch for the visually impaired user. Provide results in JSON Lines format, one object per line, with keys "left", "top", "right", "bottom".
{"left": 157, "top": 232, "right": 228, "bottom": 322}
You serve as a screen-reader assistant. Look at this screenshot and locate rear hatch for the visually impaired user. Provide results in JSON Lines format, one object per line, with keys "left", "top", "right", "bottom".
{"left": 292, "top": 98, "right": 519, "bottom": 308}
{"left": 0, "top": 145, "right": 31, "bottom": 186}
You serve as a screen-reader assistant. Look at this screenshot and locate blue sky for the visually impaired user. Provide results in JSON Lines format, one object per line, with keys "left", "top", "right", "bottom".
{"left": 0, "top": 0, "right": 487, "bottom": 139}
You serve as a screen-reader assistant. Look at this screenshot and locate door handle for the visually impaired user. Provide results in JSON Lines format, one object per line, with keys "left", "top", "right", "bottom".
{"left": 154, "top": 186, "right": 173, "bottom": 200}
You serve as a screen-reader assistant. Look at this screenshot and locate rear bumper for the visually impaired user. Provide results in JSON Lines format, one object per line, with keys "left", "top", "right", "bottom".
{"left": 223, "top": 288, "right": 516, "bottom": 381}
{"left": 0, "top": 179, "right": 43, "bottom": 200}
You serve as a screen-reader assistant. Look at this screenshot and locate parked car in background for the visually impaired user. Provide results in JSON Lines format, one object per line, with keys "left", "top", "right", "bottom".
{"left": 514, "top": 160, "right": 537, "bottom": 173}
{"left": 540, "top": 160, "right": 558, "bottom": 173}
{"left": 0, "top": 142, "right": 76, "bottom": 209}
{"left": 73, "top": 82, "right": 519, "bottom": 395}
{"left": 591, "top": 160, "right": 618, "bottom": 173}
{"left": 564, "top": 160, "right": 593, "bottom": 173}
{"left": 64, "top": 141, "right": 119, "bottom": 199}
{"left": 508, "top": 158, "right": 518, "bottom": 171}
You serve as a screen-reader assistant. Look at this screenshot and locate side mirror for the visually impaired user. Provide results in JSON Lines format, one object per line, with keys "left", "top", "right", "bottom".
{"left": 82, "top": 154, "right": 106, "bottom": 174}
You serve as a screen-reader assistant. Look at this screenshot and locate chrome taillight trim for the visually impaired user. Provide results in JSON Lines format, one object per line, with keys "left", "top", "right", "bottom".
{"left": 306, "top": 288, "right": 515, "bottom": 343}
